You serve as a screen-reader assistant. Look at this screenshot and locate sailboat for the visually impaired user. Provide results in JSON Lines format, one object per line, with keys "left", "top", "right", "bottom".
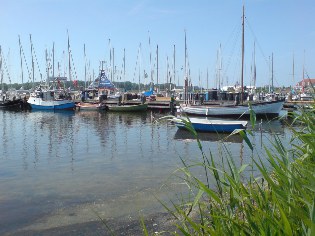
{"left": 180, "top": 5, "right": 284, "bottom": 118}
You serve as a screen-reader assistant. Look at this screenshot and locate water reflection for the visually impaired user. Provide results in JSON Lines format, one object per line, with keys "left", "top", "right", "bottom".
{"left": 253, "top": 119, "right": 285, "bottom": 134}
{"left": 173, "top": 129, "right": 244, "bottom": 143}
{"left": 0, "top": 109, "right": 294, "bottom": 234}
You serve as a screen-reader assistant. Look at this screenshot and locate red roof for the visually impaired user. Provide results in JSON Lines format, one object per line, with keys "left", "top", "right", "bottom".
{"left": 296, "top": 78, "right": 315, "bottom": 87}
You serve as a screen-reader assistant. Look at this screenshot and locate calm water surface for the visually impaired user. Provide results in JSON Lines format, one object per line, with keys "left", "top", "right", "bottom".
{"left": 0, "top": 109, "right": 291, "bottom": 234}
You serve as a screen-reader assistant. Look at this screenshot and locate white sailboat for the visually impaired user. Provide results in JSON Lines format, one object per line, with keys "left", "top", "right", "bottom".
{"left": 180, "top": 5, "right": 284, "bottom": 118}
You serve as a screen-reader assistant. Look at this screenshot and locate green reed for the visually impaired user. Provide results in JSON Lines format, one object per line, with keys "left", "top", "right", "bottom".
{"left": 150, "top": 107, "right": 315, "bottom": 235}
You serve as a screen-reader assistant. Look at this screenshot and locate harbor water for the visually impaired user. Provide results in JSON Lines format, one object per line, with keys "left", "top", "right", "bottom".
{"left": 0, "top": 109, "right": 291, "bottom": 234}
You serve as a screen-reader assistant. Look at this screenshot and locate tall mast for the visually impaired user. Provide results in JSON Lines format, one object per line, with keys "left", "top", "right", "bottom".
{"left": 67, "top": 31, "right": 71, "bottom": 83}
{"left": 166, "top": 56, "right": 169, "bottom": 85}
{"left": 112, "top": 47, "right": 115, "bottom": 83}
{"left": 45, "top": 48, "right": 49, "bottom": 83}
{"left": 217, "top": 44, "right": 222, "bottom": 90}
{"left": 148, "top": 31, "right": 153, "bottom": 88}
{"left": 84, "top": 44, "right": 86, "bottom": 89}
{"left": 30, "top": 34, "right": 35, "bottom": 88}
{"left": 138, "top": 43, "right": 141, "bottom": 93}
{"left": 302, "top": 50, "right": 305, "bottom": 82}
{"left": 250, "top": 41, "right": 256, "bottom": 90}
{"left": 253, "top": 41, "right": 256, "bottom": 88}
{"left": 199, "top": 69, "right": 201, "bottom": 92}
{"left": 292, "top": 53, "right": 295, "bottom": 85}
{"left": 0, "top": 46, "right": 3, "bottom": 91}
{"left": 173, "top": 44, "right": 175, "bottom": 88}
{"left": 184, "top": 30, "right": 188, "bottom": 104}
{"left": 52, "top": 42, "right": 55, "bottom": 80}
{"left": 206, "top": 68, "right": 209, "bottom": 90}
{"left": 123, "top": 48, "right": 126, "bottom": 82}
{"left": 241, "top": 4, "right": 245, "bottom": 104}
{"left": 18, "top": 35, "right": 24, "bottom": 86}
{"left": 109, "top": 39, "right": 112, "bottom": 82}
{"left": 271, "top": 53, "right": 274, "bottom": 93}
{"left": 156, "top": 44, "right": 159, "bottom": 89}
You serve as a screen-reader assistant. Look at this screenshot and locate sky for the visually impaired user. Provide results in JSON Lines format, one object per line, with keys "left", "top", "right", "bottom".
{"left": 0, "top": 0, "right": 314, "bottom": 89}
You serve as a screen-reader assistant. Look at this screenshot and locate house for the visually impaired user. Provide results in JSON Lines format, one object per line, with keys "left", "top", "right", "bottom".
{"left": 296, "top": 78, "right": 315, "bottom": 88}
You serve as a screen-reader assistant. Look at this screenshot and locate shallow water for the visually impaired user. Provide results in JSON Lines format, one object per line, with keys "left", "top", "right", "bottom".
{"left": 0, "top": 109, "right": 291, "bottom": 234}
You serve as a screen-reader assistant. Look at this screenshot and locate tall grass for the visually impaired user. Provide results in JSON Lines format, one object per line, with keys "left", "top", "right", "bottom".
{"left": 151, "top": 108, "right": 315, "bottom": 235}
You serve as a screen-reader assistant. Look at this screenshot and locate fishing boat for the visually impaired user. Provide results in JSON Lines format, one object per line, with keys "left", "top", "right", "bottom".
{"left": 27, "top": 86, "right": 75, "bottom": 110}
{"left": 27, "top": 35, "right": 75, "bottom": 110}
{"left": 173, "top": 117, "right": 247, "bottom": 133}
{"left": 106, "top": 103, "right": 148, "bottom": 112}
{"left": 180, "top": 5, "right": 284, "bottom": 118}
{"left": 75, "top": 102, "right": 106, "bottom": 111}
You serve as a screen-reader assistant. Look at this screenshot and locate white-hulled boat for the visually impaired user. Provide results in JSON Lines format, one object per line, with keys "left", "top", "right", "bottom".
{"left": 179, "top": 100, "right": 284, "bottom": 118}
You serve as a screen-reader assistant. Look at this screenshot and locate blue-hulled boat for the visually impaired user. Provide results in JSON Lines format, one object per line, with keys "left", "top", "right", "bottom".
{"left": 173, "top": 117, "right": 247, "bottom": 133}
{"left": 27, "top": 86, "right": 75, "bottom": 110}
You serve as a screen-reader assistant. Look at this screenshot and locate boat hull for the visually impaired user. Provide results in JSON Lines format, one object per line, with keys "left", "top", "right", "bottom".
{"left": 28, "top": 97, "right": 75, "bottom": 110}
{"left": 76, "top": 102, "right": 106, "bottom": 111}
{"left": 0, "top": 99, "right": 23, "bottom": 110}
{"left": 180, "top": 100, "right": 284, "bottom": 118}
{"left": 107, "top": 103, "right": 148, "bottom": 112}
{"left": 174, "top": 117, "right": 247, "bottom": 133}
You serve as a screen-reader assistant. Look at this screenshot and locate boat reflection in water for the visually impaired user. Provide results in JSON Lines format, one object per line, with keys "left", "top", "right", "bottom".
{"left": 252, "top": 119, "right": 285, "bottom": 135}
{"left": 173, "top": 129, "right": 244, "bottom": 143}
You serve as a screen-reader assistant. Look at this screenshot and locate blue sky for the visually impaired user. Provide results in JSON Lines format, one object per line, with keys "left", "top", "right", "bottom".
{"left": 1, "top": 0, "right": 314, "bottom": 88}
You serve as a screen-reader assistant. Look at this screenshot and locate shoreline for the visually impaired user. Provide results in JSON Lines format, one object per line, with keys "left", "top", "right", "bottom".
{"left": 6, "top": 211, "right": 177, "bottom": 236}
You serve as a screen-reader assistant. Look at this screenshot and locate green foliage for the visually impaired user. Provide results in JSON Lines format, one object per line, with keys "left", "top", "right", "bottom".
{"left": 156, "top": 108, "right": 315, "bottom": 235}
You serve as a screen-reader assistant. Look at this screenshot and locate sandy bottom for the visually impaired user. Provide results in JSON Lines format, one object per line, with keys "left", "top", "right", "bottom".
{"left": 8, "top": 210, "right": 177, "bottom": 236}
{"left": 2, "top": 196, "right": 179, "bottom": 236}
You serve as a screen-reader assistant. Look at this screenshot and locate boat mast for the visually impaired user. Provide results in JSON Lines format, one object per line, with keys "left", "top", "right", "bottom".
{"left": 84, "top": 44, "right": 86, "bottom": 89}
{"left": 112, "top": 47, "right": 115, "bottom": 84}
{"left": 138, "top": 43, "right": 141, "bottom": 93}
{"left": 18, "top": 35, "right": 24, "bottom": 86}
{"left": 241, "top": 4, "right": 245, "bottom": 104}
{"left": 67, "top": 31, "right": 71, "bottom": 86}
{"left": 173, "top": 44, "right": 175, "bottom": 89}
{"left": 199, "top": 69, "right": 201, "bottom": 92}
{"left": 166, "top": 55, "right": 169, "bottom": 87}
{"left": 271, "top": 53, "right": 274, "bottom": 93}
{"left": 217, "top": 44, "right": 222, "bottom": 90}
{"left": 184, "top": 30, "right": 188, "bottom": 104}
{"left": 45, "top": 48, "right": 49, "bottom": 85}
{"left": 156, "top": 44, "right": 159, "bottom": 92}
{"left": 253, "top": 42, "right": 257, "bottom": 89}
{"left": 123, "top": 48, "right": 126, "bottom": 86}
{"left": 52, "top": 42, "right": 55, "bottom": 80}
{"left": 30, "top": 34, "right": 35, "bottom": 89}
{"left": 109, "top": 39, "right": 112, "bottom": 82}
{"left": 148, "top": 31, "right": 153, "bottom": 89}
{"left": 302, "top": 50, "right": 305, "bottom": 83}
{"left": 0, "top": 46, "right": 3, "bottom": 91}
{"left": 207, "top": 68, "right": 209, "bottom": 91}
{"left": 292, "top": 53, "right": 295, "bottom": 85}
